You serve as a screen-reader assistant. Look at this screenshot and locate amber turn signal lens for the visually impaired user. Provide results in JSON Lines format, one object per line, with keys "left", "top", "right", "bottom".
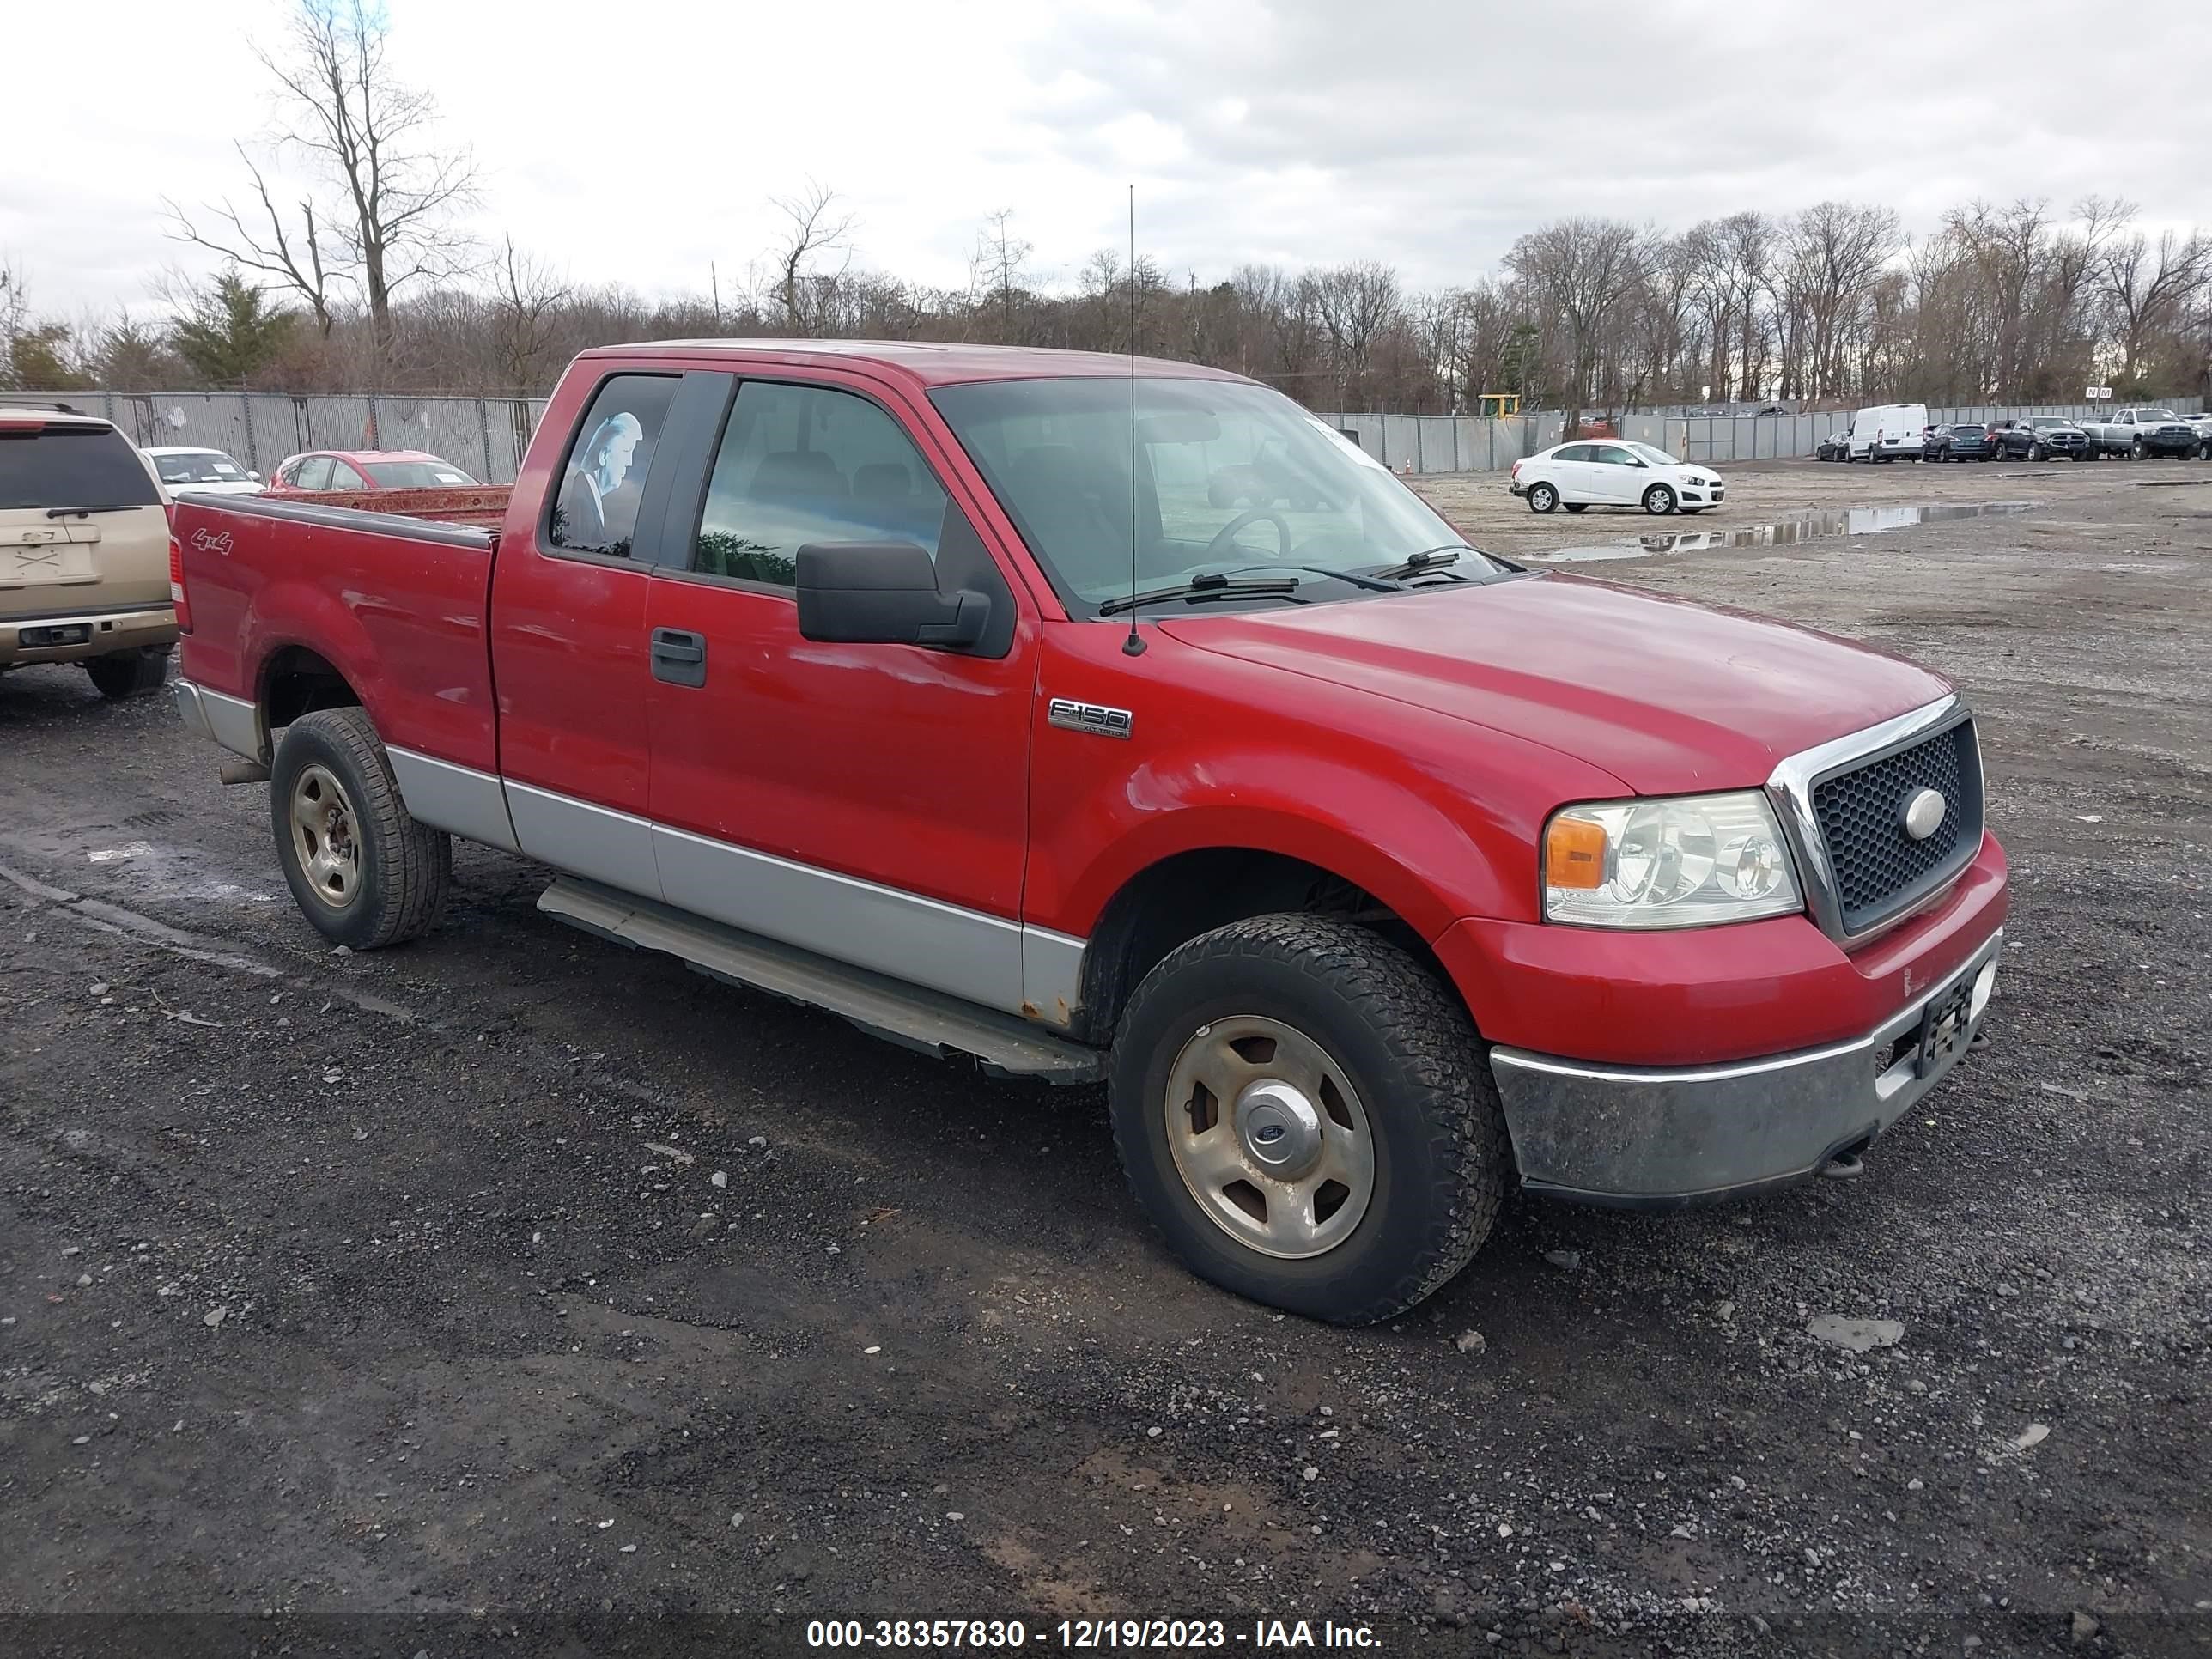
{"left": 1545, "top": 815, "right": 1608, "bottom": 890}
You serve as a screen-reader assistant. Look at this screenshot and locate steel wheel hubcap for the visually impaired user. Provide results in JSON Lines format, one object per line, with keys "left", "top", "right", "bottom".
{"left": 1164, "top": 1015, "right": 1375, "bottom": 1260}
{"left": 289, "top": 763, "right": 360, "bottom": 908}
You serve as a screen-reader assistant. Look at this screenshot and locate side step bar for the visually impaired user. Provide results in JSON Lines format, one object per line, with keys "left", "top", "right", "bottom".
{"left": 537, "top": 877, "right": 1105, "bottom": 1085}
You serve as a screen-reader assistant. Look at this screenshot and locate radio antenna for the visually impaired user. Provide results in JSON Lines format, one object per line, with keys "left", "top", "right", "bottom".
{"left": 1121, "top": 182, "right": 1146, "bottom": 657}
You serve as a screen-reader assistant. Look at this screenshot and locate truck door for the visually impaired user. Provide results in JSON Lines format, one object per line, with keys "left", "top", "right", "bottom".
{"left": 640, "top": 370, "right": 1037, "bottom": 1015}
{"left": 489, "top": 368, "right": 696, "bottom": 897}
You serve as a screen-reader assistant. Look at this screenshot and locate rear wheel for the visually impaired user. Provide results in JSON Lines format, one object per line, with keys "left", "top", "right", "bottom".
{"left": 1109, "top": 915, "right": 1509, "bottom": 1325}
{"left": 1526, "top": 481, "right": 1559, "bottom": 514}
{"left": 270, "top": 707, "right": 451, "bottom": 949}
{"left": 1642, "top": 483, "right": 1677, "bottom": 514}
{"left": 83, "top": 645, "right": 171, "bottom": 701}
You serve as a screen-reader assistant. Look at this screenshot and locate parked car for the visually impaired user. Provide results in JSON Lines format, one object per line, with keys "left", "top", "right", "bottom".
{"left": 144, "top": 445, "right": 264, "bottom": 495}
{"left": 1925, "top": 423, "right": 1994, "bottom": 462}
{"left": 266, "top": 449, "right": 481, "bottom": 494}
{"left": 1, "top": 402, "right": 178, "bottom": 698}
{"left": 1846, "top": 403, "right": 1929, "bottom": 462}
{"left": 1510, "top": 440, "right": 1724, "bottom": 514}
{"left": 2080, "top": 407, "right": 2197, "bottom": 459}
{"left": 170, "top": 340, "right": 2008, "bottom": 1325}
{"left": 1815, "top": 430, "right": 1851, "bottom": 462}
{"left": 2179, "top": 411, "right": 2212, "bottom": 459}
{"left": 1996, "top": 417, "right": 2094, "bottom": 461}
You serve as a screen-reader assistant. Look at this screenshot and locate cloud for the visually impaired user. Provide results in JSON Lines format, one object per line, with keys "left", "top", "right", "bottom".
{"left": 3, "top": 0, "right": 2206, "bottom": 319}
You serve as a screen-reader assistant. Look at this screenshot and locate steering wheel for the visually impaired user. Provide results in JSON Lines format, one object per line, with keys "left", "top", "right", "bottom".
{"left": 1202, "top": 508, "right": 1294, "bottom": 562}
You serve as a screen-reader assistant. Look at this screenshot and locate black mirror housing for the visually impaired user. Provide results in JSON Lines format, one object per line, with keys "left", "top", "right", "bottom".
{"left": 796, "top": 542, "right": 990, "bottom": 651}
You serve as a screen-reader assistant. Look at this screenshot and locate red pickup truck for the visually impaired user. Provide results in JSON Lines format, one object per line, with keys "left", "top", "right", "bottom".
{"left": 171, "top": 341, "right": 2008, "bottom": 1323}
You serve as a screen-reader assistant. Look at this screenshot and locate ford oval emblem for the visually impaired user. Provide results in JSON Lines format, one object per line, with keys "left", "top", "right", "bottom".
{"left": 1902, "top": 787, "right": 1946, "bottom": 841}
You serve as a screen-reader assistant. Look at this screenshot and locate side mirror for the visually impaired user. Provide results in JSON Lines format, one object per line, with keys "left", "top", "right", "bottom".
{"left": 796, "top": 542, "right": 991, "bottom": 651}
{"left": 249, "top": 471, "right": 263, "bottom": 482}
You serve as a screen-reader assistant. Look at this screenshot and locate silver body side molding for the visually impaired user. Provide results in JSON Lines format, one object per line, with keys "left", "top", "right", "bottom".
{"left": 385, "top": 749, "right": 520, "bottom": 853}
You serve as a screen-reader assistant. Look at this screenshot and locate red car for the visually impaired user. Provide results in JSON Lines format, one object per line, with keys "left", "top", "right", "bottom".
{"left": 169, "top": 341, "right": 2008, "bottom": 1324}
{"left": 264, "top": 448, "right": 480, "bottom": 494}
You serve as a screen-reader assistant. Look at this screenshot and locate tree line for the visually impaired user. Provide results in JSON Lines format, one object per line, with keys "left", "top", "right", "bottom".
{"left": 4, "top": 1, "right": 2208, "bottom": 421}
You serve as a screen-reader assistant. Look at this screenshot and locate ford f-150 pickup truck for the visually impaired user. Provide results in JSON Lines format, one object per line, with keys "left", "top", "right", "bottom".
{"left": 170, "top": 340, "right": 2008, "bottom": 1323}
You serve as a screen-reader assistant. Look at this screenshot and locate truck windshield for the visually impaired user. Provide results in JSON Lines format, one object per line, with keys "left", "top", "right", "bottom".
{"left": 0, "top": 423, "right": 161, "bottom": 511}
{"left": 930, "top": 377, "right": 1502, "bottom": 616}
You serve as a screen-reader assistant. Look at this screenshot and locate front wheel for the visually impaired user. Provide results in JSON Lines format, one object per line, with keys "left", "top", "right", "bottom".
{"left": 2131, "top": 438, "right": 2148, "bottom": 460}
{"left": 83, "top": 645, "right": 172, "bottom": 700}
{"left": 2033, "top": 445, "right": 2049, "bottom": 461}
{"left": 1526, "top": 481, "right": 1559, "bottom": 514}
{"left": 1562, "top": 501, "right": 1588, "bottom": 514}
{"left": 1109, "top": 915, "right": 1509, "bottom": 1325}
{"left": 1642, "top": 483, "right": 1677, "bottom": 514}
{"left": 270, "top": 706, "right": 452, "bottom": 949}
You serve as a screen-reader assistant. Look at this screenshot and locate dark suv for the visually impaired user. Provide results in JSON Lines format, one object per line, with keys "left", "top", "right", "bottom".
{"left": 1926, "top": 423, "right": 1993, "bottom": 462}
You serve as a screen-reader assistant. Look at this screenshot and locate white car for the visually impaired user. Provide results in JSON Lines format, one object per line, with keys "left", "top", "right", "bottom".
{"left": 1510, "top": 440, "right": 1724, "bottom": 516}
{"left": 143, "top": 446, "right": 265, "bottom": 495}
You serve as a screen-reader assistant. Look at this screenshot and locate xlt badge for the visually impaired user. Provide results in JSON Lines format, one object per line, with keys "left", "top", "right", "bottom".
{"left": 1048, "top": 698, "right": 1133, "bottom": 740}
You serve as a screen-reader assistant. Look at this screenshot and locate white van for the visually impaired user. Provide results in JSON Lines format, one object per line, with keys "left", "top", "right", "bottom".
{"left": 1847, "top": 404, "right": 1929, "bottom": 462}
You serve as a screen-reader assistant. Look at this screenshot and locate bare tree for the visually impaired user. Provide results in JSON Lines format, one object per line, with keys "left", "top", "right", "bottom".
{"left": 258, "top": 0, "right": 477, "bottom": 357}
{"left": 771, "top": 183, "right": 855, "bottom": 337}
{"left": 971, "top": 209, "right": 1033, "bottom": 344}
{"left": 165, "top": 143, "right": 342, "bottom": 337}
{"left": 1778, "top": 203, "right": 1902, "bottom": 398}
{"left": 489, "top": 236, "right": 571, "bottom": 393}
{"left": 2096, "top": 207, "right": 2212, "bottom": 388}
{"left": 1503, "top": 218, "right": 1656, "bottom": 433}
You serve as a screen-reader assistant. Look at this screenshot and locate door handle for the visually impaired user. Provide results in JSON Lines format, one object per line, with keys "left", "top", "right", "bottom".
{"left": 650, "top": 627, "right": 707, "bottom": 687}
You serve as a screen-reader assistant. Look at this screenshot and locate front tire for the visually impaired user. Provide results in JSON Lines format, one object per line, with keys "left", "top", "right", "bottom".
{"left": 270, "top": 707, "right": 452, "bottom": 949}
{"left": 1526, "top": 482, "right": 1559, "bottom": 514}
{"left": 83, "top": 645, "right": 172, "bottom": 700}
{"left": 1109, "top": 915, "right": 1509, "bottom": 1325}
{"left": 1642, "top": 483, "right": 1677, "bottom": 514}
{"left": 2131, "top": 438, "right": 2147, "bottom": 460}
{"left": 1562, "top": 501, "right": 1588, "bottom": 514}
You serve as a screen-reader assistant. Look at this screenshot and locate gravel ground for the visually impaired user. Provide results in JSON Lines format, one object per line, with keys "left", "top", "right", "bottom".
{"left": 2, "top": 455, "right": 2208, "bottom": 1659}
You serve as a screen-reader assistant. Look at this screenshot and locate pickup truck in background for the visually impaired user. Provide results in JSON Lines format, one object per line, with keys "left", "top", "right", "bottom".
{"left": 171, "top": 341, "right": 2009, "bottom": 1323}
{"left": 2081, "top": 406, "right": 2200, "bottom": 459}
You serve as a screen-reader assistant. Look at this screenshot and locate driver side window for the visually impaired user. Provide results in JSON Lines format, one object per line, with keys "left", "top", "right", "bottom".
{"left": 1594, "top": 445, "right": 1636, "bottom": 466}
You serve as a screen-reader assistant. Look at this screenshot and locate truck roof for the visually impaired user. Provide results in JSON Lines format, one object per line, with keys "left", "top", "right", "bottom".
{"left": 579, "top": 339, "right": 1253, "bottom": 389}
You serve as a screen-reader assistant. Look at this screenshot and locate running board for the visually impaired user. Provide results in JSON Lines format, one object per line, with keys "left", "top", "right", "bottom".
{"left": 536, "top": 877, "right": 1105, "bottom": 1085}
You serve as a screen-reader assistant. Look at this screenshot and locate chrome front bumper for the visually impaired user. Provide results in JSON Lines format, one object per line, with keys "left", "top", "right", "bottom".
{"left": 1489, "top": 927, "right": 2003, "bottom": 1205}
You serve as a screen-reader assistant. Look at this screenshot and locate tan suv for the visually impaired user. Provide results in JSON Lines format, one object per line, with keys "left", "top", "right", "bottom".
{"left": 1, "top": 403, "right": 178, "bottom": 698}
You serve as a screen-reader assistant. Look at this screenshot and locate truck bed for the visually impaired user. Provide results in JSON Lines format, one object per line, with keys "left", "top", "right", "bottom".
{"left": 281, "top": 485, "right": 514, "bottom": 529}
{"left": 171, "top": 491, "right": 501, "bottom": 775}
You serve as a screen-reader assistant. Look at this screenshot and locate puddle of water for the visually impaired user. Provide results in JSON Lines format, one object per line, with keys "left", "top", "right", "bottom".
{"left": 1526, "top": 501, "right": 2041, "bottom": 563}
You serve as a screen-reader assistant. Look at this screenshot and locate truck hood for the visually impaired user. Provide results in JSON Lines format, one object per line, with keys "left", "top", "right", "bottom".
{"left": 1158, "top": 571, "right": 1952, "bottom": 795}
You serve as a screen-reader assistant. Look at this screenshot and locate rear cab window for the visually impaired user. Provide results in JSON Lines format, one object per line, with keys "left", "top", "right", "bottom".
{"left": 0, "top": 422, "right": 161, "bottom": 511}
{"left": 549, "top": 374, "right": 680, "bottom": 559}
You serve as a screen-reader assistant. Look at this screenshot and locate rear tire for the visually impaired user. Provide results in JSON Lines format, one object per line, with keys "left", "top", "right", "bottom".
{"left": 83, "top": 646, "right": 172, "bottom": 701}
{"left": 1527, "top": 482, "right": 1559, "bottom": 514}
{"left": 270, "top": 707, "right": 451, "bottom": 950}
{"left": 1109, "top": 914, "right": 1509, "bottom": 1325}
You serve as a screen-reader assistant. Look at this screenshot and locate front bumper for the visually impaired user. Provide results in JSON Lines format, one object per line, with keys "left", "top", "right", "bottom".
{"left": 1488, "top": 927, "right": 2003, "bottom": 1205}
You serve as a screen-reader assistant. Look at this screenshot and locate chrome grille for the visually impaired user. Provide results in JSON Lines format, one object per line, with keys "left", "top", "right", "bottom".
{"left": 1810, "top": 718, "right": 1981, "bottom": 933}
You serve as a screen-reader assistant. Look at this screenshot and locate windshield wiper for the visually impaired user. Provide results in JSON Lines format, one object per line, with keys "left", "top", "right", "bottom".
{"left": 44, "top": 505, "right": 137, "bottom": 519}
{"left": 1097, "top": 574, "right": 1303, "bottom": 617}
{"left": 1206, "top": 562, "right": 1402, "bottom": 593}
{"left": 1360, "top": 545, "right": 1468, "bottom": 581}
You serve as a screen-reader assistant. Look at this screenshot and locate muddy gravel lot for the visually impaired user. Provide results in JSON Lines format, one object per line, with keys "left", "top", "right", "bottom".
{"left": 3, "top": 455, "right": 2208, "bottom": 1659}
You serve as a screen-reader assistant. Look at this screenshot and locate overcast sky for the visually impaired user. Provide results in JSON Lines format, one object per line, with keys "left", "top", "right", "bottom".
{"left": 6, "top": 0, "right": 2209, "bottom": 322}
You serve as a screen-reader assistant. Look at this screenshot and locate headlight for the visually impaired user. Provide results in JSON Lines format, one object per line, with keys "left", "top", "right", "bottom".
{"left": 1543, "top": 792, "right": 1802, "bottom": 928}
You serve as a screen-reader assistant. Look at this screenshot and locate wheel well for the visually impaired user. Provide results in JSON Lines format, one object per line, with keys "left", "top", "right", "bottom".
{"left": 261, "top": 646, "right": 362, "bottom": 733}
{"left": 1073, "top": 849, "right": 1436, "bottom": 1045}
